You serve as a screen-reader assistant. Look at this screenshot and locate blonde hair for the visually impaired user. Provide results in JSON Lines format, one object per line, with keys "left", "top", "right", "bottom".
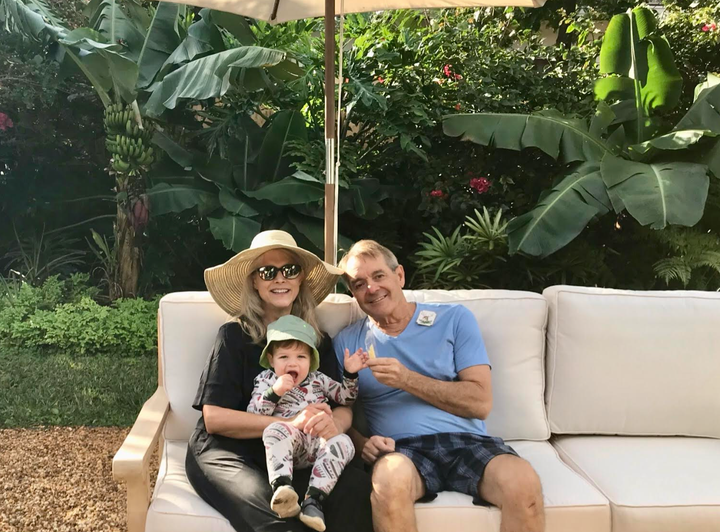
{"left": 234, "top": 251, "right": 323, "bottom": 345}
{"left": 338, "top": 240, "right": 399, "bottom": 283}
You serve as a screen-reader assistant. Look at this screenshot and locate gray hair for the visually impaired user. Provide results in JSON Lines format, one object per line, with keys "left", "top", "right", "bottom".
{"left": 338, "top": 240, "right": 399, "bottom": 283}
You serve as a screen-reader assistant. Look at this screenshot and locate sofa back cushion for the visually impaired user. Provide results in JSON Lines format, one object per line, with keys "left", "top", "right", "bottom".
{"left": 159, "top": 289, "right": 550, "bottom": 441}
{"left": 544, "top": 285, "right": 720, "bottom": 438}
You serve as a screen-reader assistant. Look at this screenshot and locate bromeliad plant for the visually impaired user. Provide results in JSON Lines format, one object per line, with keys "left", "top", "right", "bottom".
{"left": 444, "top": 7, "right": 720, "bottom": 258}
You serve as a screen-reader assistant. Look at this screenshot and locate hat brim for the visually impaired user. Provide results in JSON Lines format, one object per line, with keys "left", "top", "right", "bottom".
{"left": 204, "top": 243, "right": 343, "bottom": 317}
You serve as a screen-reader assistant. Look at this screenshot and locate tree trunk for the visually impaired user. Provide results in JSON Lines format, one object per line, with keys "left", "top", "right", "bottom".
{"left": 111, "top": 202, "right": 140, "bottom": 300}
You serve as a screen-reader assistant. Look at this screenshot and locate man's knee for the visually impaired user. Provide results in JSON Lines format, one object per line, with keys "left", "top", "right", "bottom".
{"left": 485, "top": 456, "right": 544, "bottom": 511}
{"left": 371, "top": 453, "right": 422, "bottom": 504}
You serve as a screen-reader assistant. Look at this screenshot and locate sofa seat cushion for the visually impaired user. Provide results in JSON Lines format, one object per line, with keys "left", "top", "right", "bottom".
{"left": 147, "top": 440, "right": 235, "bottom": 532}
{"left": 553, "top": 436, "right": 720, "bottom": 532}
{"left": 147, "top": 440, "right": 609, "bottom": 532}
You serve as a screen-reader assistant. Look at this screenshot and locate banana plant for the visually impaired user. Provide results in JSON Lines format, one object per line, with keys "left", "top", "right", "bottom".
{"left": 146, "top": 108, "right": 380, "bottom": 256}
{"left": 1, "top": 0, "right": 300, "bottom": 296}
{"left": 444, "top": 7, "right": 719, "bottom": 258}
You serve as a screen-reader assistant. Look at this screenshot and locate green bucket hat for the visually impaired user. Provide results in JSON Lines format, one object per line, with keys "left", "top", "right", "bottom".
{"left": 260, "top": 315, "right": 320, "bottom": 372}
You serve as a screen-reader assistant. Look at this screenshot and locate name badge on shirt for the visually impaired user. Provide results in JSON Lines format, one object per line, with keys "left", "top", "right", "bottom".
{"left": 416, "top": 310, "right": 436, "bottom": 327}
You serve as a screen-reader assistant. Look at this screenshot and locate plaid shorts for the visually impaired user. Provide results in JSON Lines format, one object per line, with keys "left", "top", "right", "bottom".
{"left": 393, "top": 432, "right": 518, "bottom": 505}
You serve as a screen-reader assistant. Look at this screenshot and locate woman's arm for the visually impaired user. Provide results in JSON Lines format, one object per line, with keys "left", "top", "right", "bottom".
{"left": 204, "top": 402, "right": 334, "bottom": 439}
{"left": 203, "top": 405, "right": 278, "bottom": 439}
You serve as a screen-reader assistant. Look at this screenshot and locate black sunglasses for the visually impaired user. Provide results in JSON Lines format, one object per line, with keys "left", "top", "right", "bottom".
{"left": 255, "top": 263, "right": 302, "bottom": 281}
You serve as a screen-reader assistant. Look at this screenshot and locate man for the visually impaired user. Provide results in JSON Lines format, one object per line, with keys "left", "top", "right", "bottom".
{"left": 333, "top": 240, "right": 544, "bottom": 532}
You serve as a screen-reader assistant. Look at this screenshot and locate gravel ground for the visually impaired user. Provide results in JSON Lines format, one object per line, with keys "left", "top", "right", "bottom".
{"left": 0, "top": 427, "right": 157, "bottom": 532}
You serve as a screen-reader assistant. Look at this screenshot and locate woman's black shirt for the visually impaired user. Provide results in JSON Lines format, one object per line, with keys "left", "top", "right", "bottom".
{"left": 189, "top": 321, "right": 339, "bottom": 467}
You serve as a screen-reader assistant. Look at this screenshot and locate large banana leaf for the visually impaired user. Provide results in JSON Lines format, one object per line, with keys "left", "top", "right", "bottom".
{"left": 0, "top": 0, "right": 67, "bottom": 41}
{"left": 218, "top": 188, "right": 259, "bottom": 217}
{"left": 704, "top": 139, "right": 720, "bottom": 179}
{"left": 601, "top": 155, "right": 709, "bottom": 229}
{"left": 595, "top": 7, "right": 682, "bottom": 119}
{"left": 257, "top": 110, "right": 308, "bottom": 182}
{"left": 244, "top": 176, "right": 324, "bottom": 205}
{"left": 146, "top": 182, "right": 217, "bottom": 216}
{"left": 628, "top": 129, "right": 717, "bottom": 160}
{"left": 144, "top": 46, "right": 286, "bottom": 116}
{"left": 674, "top": 73, "right": 720, "bottom": 134}
{"left": 84, "top": 0, "right": 146, "bottom": 62}
{"left": 287, "top": 212, "right": 354, "bottom": 257}
{"left": 209, "top": 214, "right": 261, "bottom": 252}
{"left": 61, "top": 28, "right": 138, "bottom": 103}
{"left": 205, "top": 9, "right": 256, "bottom": 46}
{"left": 443, "top": 111, "right": 612, "bottom": 164}
{"left": 157, "top": 8, "right": 225, "bottom": 79}
{"left": 136, "top": 2, "right": 183, "bottom": 89}
{"left": 506, "top": 163, "right": 611, "bottom": 257}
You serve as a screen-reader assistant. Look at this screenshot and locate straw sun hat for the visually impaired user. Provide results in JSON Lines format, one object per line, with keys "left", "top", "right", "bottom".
{"left": 204, "top": 230, "right": 344, "bottom": 317}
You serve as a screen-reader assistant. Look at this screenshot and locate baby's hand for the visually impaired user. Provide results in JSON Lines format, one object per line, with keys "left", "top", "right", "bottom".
{"left": 344, "top": 348, "right": 369, "bottom": 374}
{"left": 272, "top": 374, "right": 295, "bottom": 396}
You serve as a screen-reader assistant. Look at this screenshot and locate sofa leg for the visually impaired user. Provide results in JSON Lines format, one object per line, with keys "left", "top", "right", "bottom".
{"left": 126, "top": 477, "right": 151, "bottom": 532}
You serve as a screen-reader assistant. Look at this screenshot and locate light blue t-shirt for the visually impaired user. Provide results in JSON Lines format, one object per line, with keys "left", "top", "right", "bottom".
{"left": 333, "top": 303, "right": 490, "bottom": 440}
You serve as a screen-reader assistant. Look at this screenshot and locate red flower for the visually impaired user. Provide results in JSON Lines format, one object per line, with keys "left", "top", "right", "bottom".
{"left": 430, "top": 189, "right": 445, "bottom": 198}
{"left": 454, "top": 103, "right": 461, "bottom": 111}
{"left": 713, "top": 23, "right": 718, "bottom": 31}
{"left": 376, "top": 76, "right": 385, "bottom": 83}
{"left": 0, "top": 112, "right": 13, "bottom": 131}
{"left": 702, "top": 24, "right": 710, "bottom": 32}
{"left": 443, "top": 64, "right": 453, "bottom": 77}
{"left": 454, "top": 73, "right": 463, "bottom": 80}
{"left": 469, "top": 177, "right": 491, "bottom": 194}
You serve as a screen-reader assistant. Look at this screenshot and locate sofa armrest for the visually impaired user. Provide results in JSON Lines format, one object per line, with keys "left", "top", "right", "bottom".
{"left": 112, "top": 387, "right": 170, "bottom": 532}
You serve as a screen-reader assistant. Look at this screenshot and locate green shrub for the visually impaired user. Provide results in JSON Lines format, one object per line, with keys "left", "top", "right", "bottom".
{"left": 0, "top": 275, "right": 158, "bottom": 357}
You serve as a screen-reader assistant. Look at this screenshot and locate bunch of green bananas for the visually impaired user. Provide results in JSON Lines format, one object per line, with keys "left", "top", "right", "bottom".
{"left": 104, "top": 103, "right": 156, "bottom": 173}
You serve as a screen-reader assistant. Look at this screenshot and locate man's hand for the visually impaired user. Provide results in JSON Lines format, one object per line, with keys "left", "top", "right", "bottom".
{"left": 344, "top": 348, "right": 369, "bottom": 374}
{"left": 367, "top": 357, "right": 413, "bottom": 389}
{"left": 272, "top": 374, "right": 295, "bottom": 396}
{"left": 361, "top": 435, "right": 395, "bottom": 464}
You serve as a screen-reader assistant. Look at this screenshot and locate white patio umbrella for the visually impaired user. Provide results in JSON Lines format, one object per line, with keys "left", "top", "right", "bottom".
{"left": 171, "top": 0, "right": 546, "bottom": 264}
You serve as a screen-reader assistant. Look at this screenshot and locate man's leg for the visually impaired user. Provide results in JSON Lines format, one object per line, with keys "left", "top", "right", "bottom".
{"left": 478, "top": 455, "right": 544, "bottom": 532}
{"left": 371, "top": 453, "right": 425, "bottom": 532}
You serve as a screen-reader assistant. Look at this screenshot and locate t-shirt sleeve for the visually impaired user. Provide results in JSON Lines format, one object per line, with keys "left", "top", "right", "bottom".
{"left": 452, "top": 306, "right": 491, "bottom": 373}
{"left": 317, "top": 333, "right": 341, "bottom": 382}
{"left": 192, "top": 323, "right": 246, "bottom": 411}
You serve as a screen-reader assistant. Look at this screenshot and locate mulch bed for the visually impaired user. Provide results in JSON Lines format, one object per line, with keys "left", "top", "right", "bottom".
{"left": 0, "top": 427, "right": 157, "bottom": 532}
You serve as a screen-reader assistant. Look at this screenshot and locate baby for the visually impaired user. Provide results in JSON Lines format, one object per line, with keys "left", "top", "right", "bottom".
{"left": 248, "top": 314, "right": 368, "bottom": 532}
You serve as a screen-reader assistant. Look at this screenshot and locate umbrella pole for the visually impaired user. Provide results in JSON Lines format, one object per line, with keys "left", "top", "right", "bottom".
{"left": 324, "top": 0, "right": 338, "bottom": 265}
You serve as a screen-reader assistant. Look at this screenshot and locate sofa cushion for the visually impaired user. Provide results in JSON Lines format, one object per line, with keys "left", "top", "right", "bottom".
{"left": 544, "top": 285, "right": 720, "bottom": 437}
{"left": 552, "top": 436, "right": 720, "bottom": 532}
{"left": 148, "top": 440, "right": 609, "bottom": 532}
{"left": 401, "top": 290, "right": 550, "bottom": 441}
{"left": 160, "top": 289, "right": 550, "bottom": 442}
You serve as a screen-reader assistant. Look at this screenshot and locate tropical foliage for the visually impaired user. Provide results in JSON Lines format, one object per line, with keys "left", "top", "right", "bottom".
{"left": 3, "top": 1, "right": 720, "bottom": 298}
{"left": 444, "top": 7, "right": 720, "bottom": 259}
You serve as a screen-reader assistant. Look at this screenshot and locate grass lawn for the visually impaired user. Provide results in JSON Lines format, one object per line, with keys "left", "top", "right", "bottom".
{"left": 0, "top": 349, "right": 157, "bottom": 427}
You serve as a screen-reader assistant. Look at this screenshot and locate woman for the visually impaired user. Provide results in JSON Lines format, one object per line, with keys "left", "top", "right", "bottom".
{"left": 186, "top": 230, "right": 373, "bottom": 532}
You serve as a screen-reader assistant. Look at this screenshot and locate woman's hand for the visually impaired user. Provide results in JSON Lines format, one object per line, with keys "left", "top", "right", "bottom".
{"left": 291, "top": 404, "right": 340, "bottom": 440}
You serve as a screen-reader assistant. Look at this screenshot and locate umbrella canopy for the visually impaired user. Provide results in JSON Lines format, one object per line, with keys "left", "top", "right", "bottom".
{"left": 169, "top": 0, "right": 544, "bottom": 24}
{"left": 168, "top": 0, "right": 546, "bottom": 264}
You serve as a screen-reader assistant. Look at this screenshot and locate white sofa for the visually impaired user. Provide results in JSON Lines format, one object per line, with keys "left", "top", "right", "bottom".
{"left": 113, "top": 286, "right": 720, "bottom": 532}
